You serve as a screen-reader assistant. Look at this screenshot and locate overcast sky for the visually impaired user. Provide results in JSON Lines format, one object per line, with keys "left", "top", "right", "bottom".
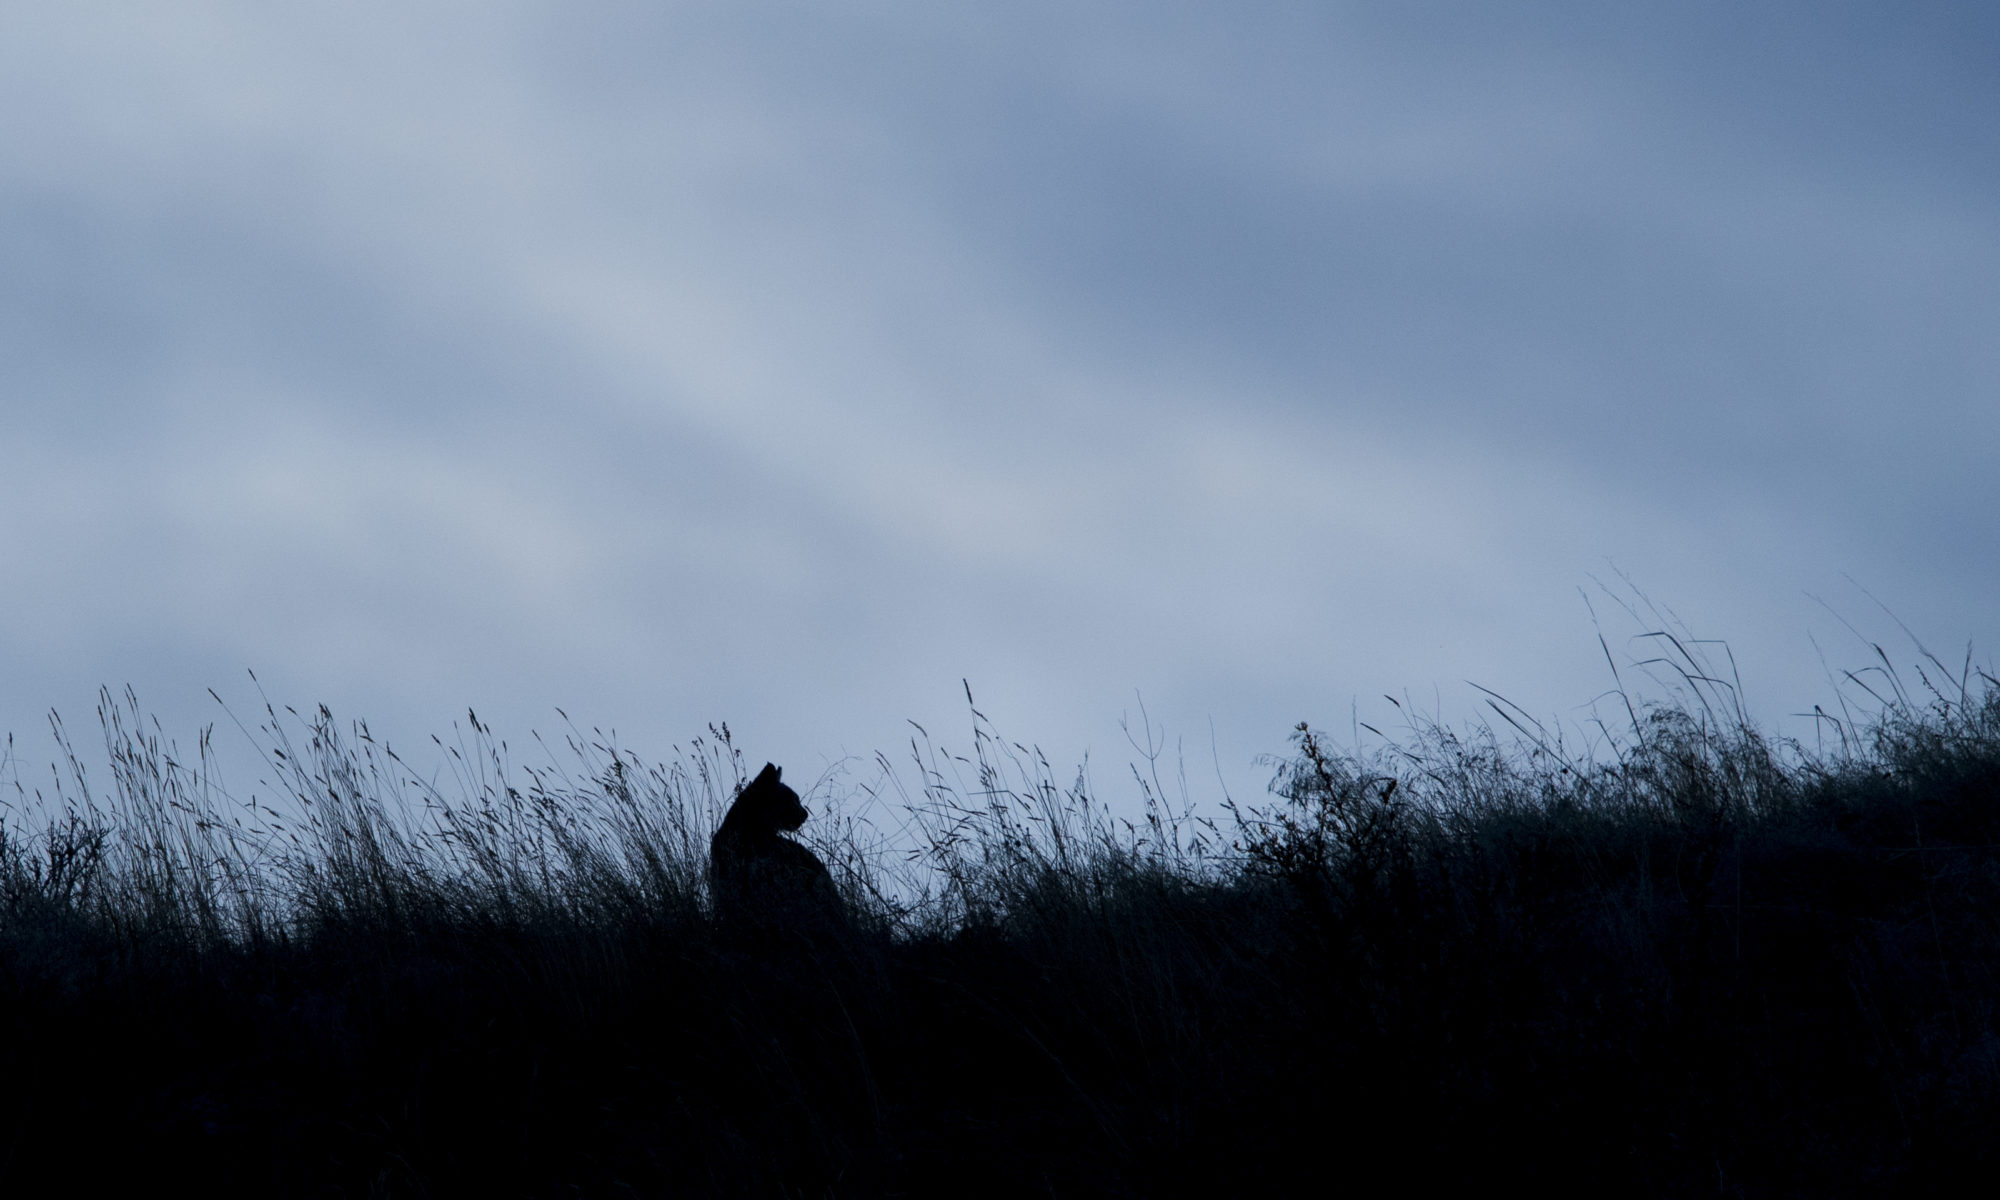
{"left": 3, "top": 2, "right": 1995, "bottom": 814}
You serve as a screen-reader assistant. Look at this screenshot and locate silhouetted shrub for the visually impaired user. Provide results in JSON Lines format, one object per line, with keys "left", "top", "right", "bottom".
{"left": 2, "top": 662, "right": 1997, "bottom": 1195}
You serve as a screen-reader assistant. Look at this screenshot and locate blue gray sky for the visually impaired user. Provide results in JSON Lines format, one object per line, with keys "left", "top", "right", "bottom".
{"left": 3, "top": 3, "right": 1996, "bottom": 810}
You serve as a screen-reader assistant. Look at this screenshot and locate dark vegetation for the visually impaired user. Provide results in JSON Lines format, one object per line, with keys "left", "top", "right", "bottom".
{"left": 3, "top": 639, "right": 1999, "bottom": 1196}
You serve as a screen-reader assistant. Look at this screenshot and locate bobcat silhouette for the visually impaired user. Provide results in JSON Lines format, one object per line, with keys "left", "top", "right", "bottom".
{"left": 709, "top": 762, "right": 846, "bottom": 936}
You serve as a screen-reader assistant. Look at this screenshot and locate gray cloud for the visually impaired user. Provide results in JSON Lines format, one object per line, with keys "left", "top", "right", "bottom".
{"left": 2, "top": 2, "right": 1995, "bottom": 808}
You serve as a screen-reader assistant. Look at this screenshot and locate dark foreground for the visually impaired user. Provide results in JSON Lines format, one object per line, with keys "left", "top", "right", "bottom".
{"left": 2, "top": 673, "right": 1998, "bottom": 1196}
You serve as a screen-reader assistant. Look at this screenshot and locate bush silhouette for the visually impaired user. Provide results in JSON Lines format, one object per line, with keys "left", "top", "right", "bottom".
{"left": 3, "top": 659, "right": 1998, "bottom": 1195}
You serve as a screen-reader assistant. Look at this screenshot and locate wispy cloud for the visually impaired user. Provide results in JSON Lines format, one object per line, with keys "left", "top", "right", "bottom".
{"left": 3, "top": 3, "right": 1994, "bottom": 804}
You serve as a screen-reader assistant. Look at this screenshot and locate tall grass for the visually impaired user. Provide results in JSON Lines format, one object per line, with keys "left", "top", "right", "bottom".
{"left": 2, "top": 643, "right": 1997, "bottom": 1195}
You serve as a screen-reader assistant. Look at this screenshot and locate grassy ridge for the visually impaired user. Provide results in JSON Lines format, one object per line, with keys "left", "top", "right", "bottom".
{"left": 2, "top": 656, "right": 1998, "bottom": 1196}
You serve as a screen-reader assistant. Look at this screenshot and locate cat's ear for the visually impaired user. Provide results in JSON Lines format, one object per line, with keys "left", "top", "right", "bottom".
{"left": 756, "top": 762, "right": 781, "bottom": 785}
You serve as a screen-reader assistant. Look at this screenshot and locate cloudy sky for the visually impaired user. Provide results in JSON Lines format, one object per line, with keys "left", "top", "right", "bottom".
{"left": 3, "top": 2, "right": 1995, "bottom": 812}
